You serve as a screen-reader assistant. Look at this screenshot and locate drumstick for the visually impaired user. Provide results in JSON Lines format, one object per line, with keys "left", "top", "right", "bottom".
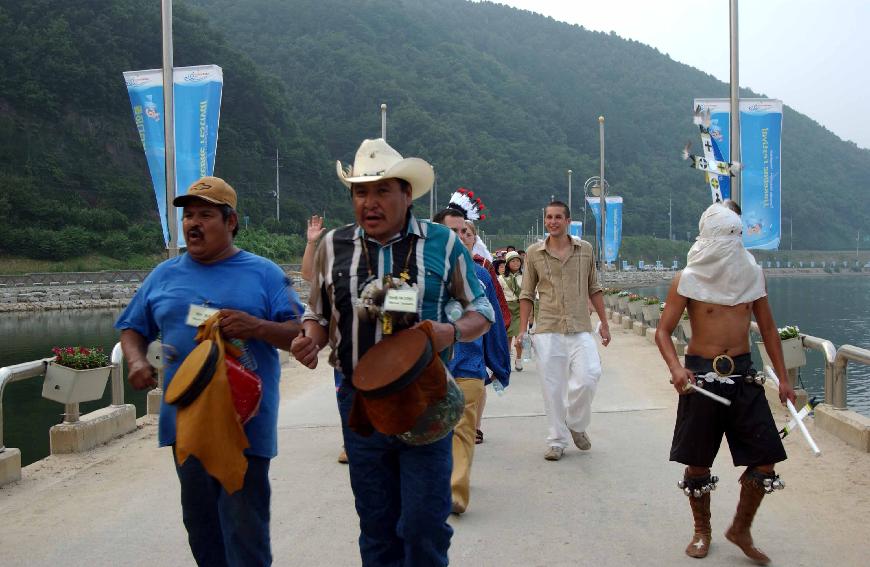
{"left": 687, "top": 383, "right": 731, "bottom": 406}
{"left": 764, "top": 366, "right": 822, "bottom": 457}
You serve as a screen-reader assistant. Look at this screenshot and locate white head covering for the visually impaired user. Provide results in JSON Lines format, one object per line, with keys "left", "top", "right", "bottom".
{"left": 677, "top": 203, "right": 766, "bottom": 306}
{"left": 472, "top": 235, "right": 493, "bottom": 262}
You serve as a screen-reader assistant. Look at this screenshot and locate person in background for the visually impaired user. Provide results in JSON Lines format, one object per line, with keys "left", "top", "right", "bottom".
{"left": 456, "top": 214, "right": 511, "bottom": 445}
{"left": 518, "top": 201, "right": 610, "bottom": 461}
{"left": 499, "top": 250, "right": 527, "bottom": 370}
{"left": 301, "top": 214, "right": 348, "bottom": 465}
{"left": 432, "top": 208, "right": 510, "bottom": 514}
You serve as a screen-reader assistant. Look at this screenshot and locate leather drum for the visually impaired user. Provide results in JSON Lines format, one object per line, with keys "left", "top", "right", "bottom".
{"left": 351, "top": 325, "right": 463, "bottom": 444}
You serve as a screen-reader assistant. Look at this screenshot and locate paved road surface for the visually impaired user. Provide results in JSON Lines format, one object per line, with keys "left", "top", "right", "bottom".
{"left": 2, "top": 318, "right": 868, "bottom": 566}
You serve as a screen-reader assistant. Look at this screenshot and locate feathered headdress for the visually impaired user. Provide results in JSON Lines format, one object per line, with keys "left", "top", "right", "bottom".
{"left": 446, "top": 188, "right": 486, "bottom": 221}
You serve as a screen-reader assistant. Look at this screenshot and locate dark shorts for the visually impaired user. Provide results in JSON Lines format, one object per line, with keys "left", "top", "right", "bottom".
{"left": 670, "top": 354, "right": 787, "bottom": 468}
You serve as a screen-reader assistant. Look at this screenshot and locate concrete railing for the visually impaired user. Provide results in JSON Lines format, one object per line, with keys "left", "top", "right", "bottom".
{"left": 0, "top": 342, "right": 136, "bottom": 486}
{"left": 833, "top": 345, "right": 870, "bottom": 410}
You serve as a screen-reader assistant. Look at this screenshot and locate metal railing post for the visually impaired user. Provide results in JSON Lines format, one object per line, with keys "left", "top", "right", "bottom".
{"left": 833, "top": 345, "right": 870, "bottom": 410}
{"left": 111, "top": 343, "right": 125, "bottom": 407}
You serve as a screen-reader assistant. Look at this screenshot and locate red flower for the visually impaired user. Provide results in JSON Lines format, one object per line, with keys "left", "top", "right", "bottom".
{"left": 467, "top": 191, "right": 474, "bottom": 198}
{"left": 480, "top": 214, "right": 487, "bottom": 220}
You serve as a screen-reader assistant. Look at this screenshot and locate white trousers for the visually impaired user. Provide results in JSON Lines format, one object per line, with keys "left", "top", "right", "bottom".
{"left": 533, "top": 332, "right": 602, "bottom": 449}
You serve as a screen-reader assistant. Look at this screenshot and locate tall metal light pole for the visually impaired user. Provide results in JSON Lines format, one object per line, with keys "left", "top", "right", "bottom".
{"left": 729, "top": 0, "right": 741, "bottom": 207}
{"left": 567, "top": 169, "right": 573, "bottom": 214}
{"left": 598, "top": 115, "right": 606, "bottom": 267}
{"left": 161, "top": 0, "right": 178, "bottom": 258}
{"left": 275, "top": 148, "right": 280, "bottom": 221}
{"left": 381, "top": 103, "right": 387, "bottom": 140}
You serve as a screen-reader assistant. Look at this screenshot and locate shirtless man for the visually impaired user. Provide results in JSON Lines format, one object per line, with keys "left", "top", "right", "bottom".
{"left": 656, "top": 201, "right": 795, "bottom": 564}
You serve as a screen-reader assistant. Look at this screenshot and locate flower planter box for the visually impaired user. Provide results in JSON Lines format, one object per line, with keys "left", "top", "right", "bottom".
{"left": 757, "top": 337, "right": 806, "bottom": 371}
{"left": 628, "top": 301, "right": 642, "bottom": 316}
{"left": 42, "top": 362, "right": 112, "bottom": 404}
{"left": 617, "top": 296, "right": 629, "bottom": 311}
{"left": 679, "top": 319, "right": 692, "bottom": 340}
{"left": 605, "top": 295, "right": 617, "bottom": 308}
{"left": 642, "top": 304, "right": 660, "bottom": 322}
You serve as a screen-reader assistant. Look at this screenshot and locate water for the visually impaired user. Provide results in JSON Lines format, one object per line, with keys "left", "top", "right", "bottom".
{"left": 639, "top": 276, "right": 870, "bottom": 417}
{"left": 0, "top": 308, "right": 148, "bottom": 466}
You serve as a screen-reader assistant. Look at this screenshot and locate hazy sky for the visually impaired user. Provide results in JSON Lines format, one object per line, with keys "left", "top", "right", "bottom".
{"left": 484, "top": 0, "right": 869, "bottom": 149}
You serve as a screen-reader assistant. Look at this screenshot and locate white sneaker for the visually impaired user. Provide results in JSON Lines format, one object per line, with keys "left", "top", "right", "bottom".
{"left": 570, "top": 430, "right": 591, "bottom": 451}
{"left": 515, "top": 359, "right": 524, "bottom": 371}
{"left": 544, "top": 446, "right": 564, "bottom": 461}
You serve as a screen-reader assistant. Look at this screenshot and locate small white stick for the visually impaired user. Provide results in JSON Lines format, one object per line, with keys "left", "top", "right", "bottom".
{"left": 688, "top": 383, "right": 731, "bottom": 406}
{"left": 765, "top": 366, "right": 822, "bottom": 457}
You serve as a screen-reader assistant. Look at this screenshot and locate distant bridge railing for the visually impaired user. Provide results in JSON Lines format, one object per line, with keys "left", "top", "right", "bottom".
{"left": 748, "top": 322, "right": 867, "bottom": 411}
{"left": 0, "top": 264, "right": 303, "bottom": 288}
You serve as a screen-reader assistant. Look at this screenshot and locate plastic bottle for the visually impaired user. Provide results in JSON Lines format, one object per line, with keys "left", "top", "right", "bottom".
{"left": 521, "top": 334, "right": 533, "bottom": 361}
{"left": 445, "top": 299, "right": 463, "bottom": 322}
{"left": 230, "top": 338, "right": 257, "bottom": 371}
{"left": 492, "top": 378, "right": 506, "bottom": 396}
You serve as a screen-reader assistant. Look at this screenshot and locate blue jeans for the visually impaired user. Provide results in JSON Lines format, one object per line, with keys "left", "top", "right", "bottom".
{"left": 338, "top": 383, "right": 454, "bottom": 567}
{"left": 173, "top": 448, "right": 272, "bottom": 567}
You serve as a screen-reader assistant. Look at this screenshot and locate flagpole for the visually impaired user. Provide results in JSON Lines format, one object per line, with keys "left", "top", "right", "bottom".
{"left": 161, "top": 0, "right": 178, "bottom": 258}
{"left": 381, "top": 103, "right": 387, "bottom": 140}
{"left": 729, "top": 0, "right": 741, "bottom": 207}
{"left": 599, "top": 115, "right": 606, "bottom": 267}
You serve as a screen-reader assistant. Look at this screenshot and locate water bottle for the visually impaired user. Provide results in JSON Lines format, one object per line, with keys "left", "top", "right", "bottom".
{"left": 492, "top": 378, "right": 506, "bottom": 396}
{"left": 521, "top": 334, "right": 532, "bottom": 362}
{"left": 230, "top": 338, "right": 258, "bottom": 371}
{"left": 445, "top": 299, "right": 463, "bottom": 322}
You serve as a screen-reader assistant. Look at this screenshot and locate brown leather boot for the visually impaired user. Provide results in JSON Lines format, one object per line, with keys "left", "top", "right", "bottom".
{"left": 686, "top": 492, "right": 711, "bottom": 558}
{"left": 725, "top": 470, "right": 771, "bottom": 564}
{"left": 682, "top": 469, "right": 713, "bottom": 558}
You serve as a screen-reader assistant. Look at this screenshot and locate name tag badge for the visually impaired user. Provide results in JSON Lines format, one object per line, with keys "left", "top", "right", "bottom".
{"left": 186, "top": 304, "right": 219, "bottom": 327}
{"left": 383, "top": 288, "right": 419, "bottom": 313}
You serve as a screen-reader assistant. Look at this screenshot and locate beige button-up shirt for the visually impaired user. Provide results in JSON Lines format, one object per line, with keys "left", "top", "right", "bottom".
{"left": 519, "top": 236, "right": 602, "bottom": 334}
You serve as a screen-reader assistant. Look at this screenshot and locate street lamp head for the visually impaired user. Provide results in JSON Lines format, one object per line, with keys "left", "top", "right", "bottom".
{"left": 598, "top": 115, "right": 605, "bottom": 123}
{"left": 381, "top": 103, "right": 387, "bottom": 110}
{"left": 568, "top": 169, "right": 572, "bottom": 174}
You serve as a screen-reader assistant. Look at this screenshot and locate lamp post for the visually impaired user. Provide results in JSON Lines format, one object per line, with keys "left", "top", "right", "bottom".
{"left": 567, "top": 169, "right": 573, "bottom": 215}
{"left": 161, "top": 0, "right": 178, "bottom": 258}
{"left": 729, "top": 0, "right": 741, "bottom": 207}
{"left": 598, "top": 115, "right": 606, "bottom": 267}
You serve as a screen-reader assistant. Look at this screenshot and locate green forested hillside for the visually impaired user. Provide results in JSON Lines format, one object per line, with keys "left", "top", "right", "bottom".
{"left": 0, "top": 0, "right": 867, "bottom": 261}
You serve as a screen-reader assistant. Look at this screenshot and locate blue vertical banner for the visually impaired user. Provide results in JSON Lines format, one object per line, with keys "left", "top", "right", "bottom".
{"left": 124, "top": 65, "right": 223, "bottom": 247}
{"left": 569, "top": 221, "right": 583, "bottom": 239}
{"left": 585, "top": 196, "right": 623, "bottom": 262}
{"left": 694, "top": 98, "right": 783, "bottom": 250}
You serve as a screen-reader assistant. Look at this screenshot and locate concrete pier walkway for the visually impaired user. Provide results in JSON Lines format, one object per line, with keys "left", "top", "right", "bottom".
{"left": 2, "top": 319, "right": 869, "bottom": 566}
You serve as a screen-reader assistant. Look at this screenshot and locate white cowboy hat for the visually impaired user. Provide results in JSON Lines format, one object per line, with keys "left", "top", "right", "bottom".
{"left": 336, "top": 138, "right": 434, "bottom": 200}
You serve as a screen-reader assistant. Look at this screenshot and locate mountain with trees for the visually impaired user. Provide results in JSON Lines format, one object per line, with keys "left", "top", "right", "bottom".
{"left": 1, "top": 0, "right": 867, "bottom": 264}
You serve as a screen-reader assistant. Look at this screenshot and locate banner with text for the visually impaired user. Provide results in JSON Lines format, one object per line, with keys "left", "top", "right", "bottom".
{"left": 569, "top": 221, "right": 583, "bottom": 239}
{"left": 124, "top": 65, "right": 223, "bottom": 247}
{"left": 693, "top": 98, "right": 782, "bottom": 250}
{"left": 585, "top": 196, "right": 623, "bottom": 262}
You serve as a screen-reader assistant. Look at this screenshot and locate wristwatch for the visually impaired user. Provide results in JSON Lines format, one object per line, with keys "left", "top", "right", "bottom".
{"left": 449, "top": 321, "right": 462, "bottom": 344}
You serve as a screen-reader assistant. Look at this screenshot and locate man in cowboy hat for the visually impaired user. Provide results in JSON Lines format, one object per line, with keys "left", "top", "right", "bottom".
{"left": 291, "top": 138, "right": 494, "bottom": 566}
{"left": 116, "top": 176, "right": 304, "bottom": 566}
{"left": 656, "top": 201, "right": 794, "bottom": 563}
{"left": 517, "top": 201, "right": 611, "bottom": 461}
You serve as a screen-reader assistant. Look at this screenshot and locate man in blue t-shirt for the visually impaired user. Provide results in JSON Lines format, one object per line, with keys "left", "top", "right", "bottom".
{"left": 116, "top": 176, "right": 303, "bottom": 567}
